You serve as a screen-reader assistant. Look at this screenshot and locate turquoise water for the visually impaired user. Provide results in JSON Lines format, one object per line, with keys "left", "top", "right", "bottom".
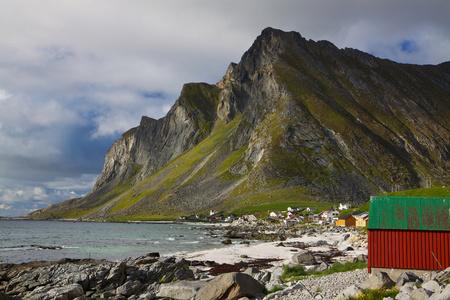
{"left": 0, "top": 220, "right": 227, "bottom": 264}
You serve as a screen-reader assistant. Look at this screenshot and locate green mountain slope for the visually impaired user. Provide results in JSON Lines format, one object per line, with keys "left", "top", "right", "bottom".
{"left": 28, "top": 28, "right": 450, "bottom": 220}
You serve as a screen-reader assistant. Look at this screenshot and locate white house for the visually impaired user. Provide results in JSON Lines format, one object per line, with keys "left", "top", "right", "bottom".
{"left": 287, "top": 207, "right": 302, "bottom": 212}
{"left": 269, "top": 212, "right": 284, "bottom": 219}
{"left": 339, "top": 203, "right": 351, "bottom": 210}
{"left": 306, "top": 207, "right": 317, "bottom": 212}
{"left": 322, "top": 209, "right": 340, "bottom": 222}
{"left": 284, "top": 216, "right": 302, "bottom": 227}
{"left": 210, "top": 209, "right": 218, "bottom": 216}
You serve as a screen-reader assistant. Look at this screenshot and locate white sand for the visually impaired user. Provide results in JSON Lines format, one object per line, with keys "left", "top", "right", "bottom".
{"left": 177, "top": 231, "right": 367, "bottom": 267}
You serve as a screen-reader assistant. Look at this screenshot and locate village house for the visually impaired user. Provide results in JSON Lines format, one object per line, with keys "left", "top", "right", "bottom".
{"left": 209, "top": 209, "right": 218, "bottom": 216}
{"left": 243, "top": 214, "right": 258, "bottom": 222}
{"left": 284, "top": 215, "right": 302, "bottom": 227}
{"left": 306, "top": 207, "right": 317, "bottom": 212}
{"left": 335, "top": 214, "right": 356, "bottom": 226}
{"left": 355, "top": 213, "right": 369, "bottom": 227}
{"left": 269, "top": 212, "right": 284, "bottom": 219}
{"left": 287, "top": 206, "right": 302, "bottom": 212}
{"left": 339, "top": 203, "right": 351, "bottom": 210}
{"left": 320, "top": 209, "right": 340, "bottom": 222}
{"left": 368, "top": 196, "right": 450, "bottom": 276}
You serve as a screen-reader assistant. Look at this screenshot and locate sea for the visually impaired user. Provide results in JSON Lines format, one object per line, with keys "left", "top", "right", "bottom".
{"left": 0, "top": 219, "right": 231, "bottom": 264}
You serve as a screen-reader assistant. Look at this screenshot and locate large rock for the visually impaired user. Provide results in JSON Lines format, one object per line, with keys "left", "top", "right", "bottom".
{"left": 396, "top": 271, "right": 422, "bottom": 288}
{"left": 410, "top": 288, "right": 433, "bottom": 300}
{"left": 291, "top": 250, "right": 317, "bottom": 265}
{"left": 195, "top": 272, "right": 264, "bottom": 300}
{"left": 430, "top": 284, "right": 450, "bottom": 300}
{"left": 434, "top": 267, "right": 450, "bottom": 284}
{"left": 116, "top": 280, "right": 142, "bottom": 297}
{"left": 360, "top": 271, "right": 395, "bottom": 290}
{"left": 157, "top": 280, "right": 207, "bottom": 300}
{"left": 335, "top": 284, "right": 363, "bottom": 300}
{"left": 24, "top": 283, "right": 85, "bottom": 300}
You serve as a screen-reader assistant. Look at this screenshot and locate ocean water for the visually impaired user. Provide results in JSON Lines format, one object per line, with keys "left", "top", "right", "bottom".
{"left": 0, "top": 219, "right": 228, "bottom": 264}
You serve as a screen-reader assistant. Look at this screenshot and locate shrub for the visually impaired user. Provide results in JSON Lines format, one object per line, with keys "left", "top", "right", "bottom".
{"left": 347, "top": 287, "right": 399, "bottom": 300}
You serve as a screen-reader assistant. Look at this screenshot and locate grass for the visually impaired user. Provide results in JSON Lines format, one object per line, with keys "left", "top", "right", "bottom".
{"left": 347, "top": 287, "right": 399, "bottom": 300}
{"left": 280, "top": 261, "right": 368, "bottom": 282}
{"left": 380, "top": 186, "right": 450, "bottom": 197}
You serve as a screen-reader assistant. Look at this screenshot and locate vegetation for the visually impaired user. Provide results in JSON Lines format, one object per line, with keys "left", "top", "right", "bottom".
{"left": 347, "top": 287, "right": 399, "bottom": 300}
{"left": 380, "top": 186, "right": 450, "bottom": 197}
{"left": 280, "top": 261, "right": 368, "bottom": 282}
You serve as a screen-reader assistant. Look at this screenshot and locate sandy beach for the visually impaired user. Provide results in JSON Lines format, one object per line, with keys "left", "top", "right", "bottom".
{"left": 178, "top": 230, "right": 368, "bottom": 267}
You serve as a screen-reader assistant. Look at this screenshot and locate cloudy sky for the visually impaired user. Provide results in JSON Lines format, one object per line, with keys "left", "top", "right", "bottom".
{"left": 0, "top": 0, "right": 449, "bottom": 217}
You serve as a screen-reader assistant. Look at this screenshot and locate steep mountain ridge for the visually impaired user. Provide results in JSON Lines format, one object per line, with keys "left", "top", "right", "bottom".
{"left": 29, "top": 28, "right": 450, "bottom": 220}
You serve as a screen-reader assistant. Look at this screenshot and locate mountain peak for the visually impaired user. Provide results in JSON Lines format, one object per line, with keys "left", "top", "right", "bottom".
{"left": 28, "top": 28, "right": 450, "bottom": 220}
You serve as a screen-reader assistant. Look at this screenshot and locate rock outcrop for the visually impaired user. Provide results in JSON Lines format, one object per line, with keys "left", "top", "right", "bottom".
{"left": 28, "top": 27, "right": 450, "bottom": 220}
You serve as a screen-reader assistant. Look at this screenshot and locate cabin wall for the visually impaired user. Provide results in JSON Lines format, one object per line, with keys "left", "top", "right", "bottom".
{"left": 368, "top": 229, "right": 450, "bottom": 273}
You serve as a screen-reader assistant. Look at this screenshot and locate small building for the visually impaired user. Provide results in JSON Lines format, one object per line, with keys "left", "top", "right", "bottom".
{"left": 243, "top": 214, "right": 258, "bottom": 222}
{"left": 210, "top": 209, "right": 218, "bottom": 216}
{"left": 356, "top": 213, "right": 369, "bottom": 227}
{"left": 321, "top": 209, "right": 340, "bottom": 222}
{"left": 269, "top": 212, "right": 284, "bottom": 219}
{"left": 288, "top": 207, "right": 302, "bottom": 212}
{"left": 284, "top": 216, "right": 302, "bottom": 227}
{"left": 306, "top": 207, "right": 317, "bottom": 212}
{"left": 339, "top": 203, "right": 351, "bottom": 210}
{"left": 368, "top": 196, "right": 450, "bottom": 274}
{"left": 335, "top": 214, "right": 356, "bottom": 226}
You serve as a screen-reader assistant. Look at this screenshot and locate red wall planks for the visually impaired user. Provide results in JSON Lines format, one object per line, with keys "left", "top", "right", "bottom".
{"left": 368, "top": 229, "right": 450, "bottom": 272}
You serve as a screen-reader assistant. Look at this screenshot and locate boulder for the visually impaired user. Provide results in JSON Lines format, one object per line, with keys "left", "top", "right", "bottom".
{"left": 116, "top": 280, "right": 142, "bottom": 297}
{"left": 157, "top": 280, "right": 207, "bottom": 300}
{"left": 430, "top": 284, "right": 450, "bottom": 300}
{"left": 434, "top": 267, "right": 450, "bottom": 284}
{"left": 24, "top": 283, "right": 85, "bottom": 300}
{"left": 335, "top": 285, "right": 363, "bottom": 300}
{"left": 422, "top": 280, "right": 441, "bottom": 293}
{"left": 291, "top": 250, "right": 317, "bottom": 265}
{"left": 195, "top": 272, "right": 264, "bottom": 300}
{"left": 396, "top": 271, "right": 422, "bottom": 288}
{"left": 410, "top": 288, "right": 433, "bottom": 300}
{"left": 360, "top": 271, "right": 395, "bottom": 290}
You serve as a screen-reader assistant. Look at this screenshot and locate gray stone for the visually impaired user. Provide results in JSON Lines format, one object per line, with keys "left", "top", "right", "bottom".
{"left": 396, "top": 271, "right": 422, "bottom": 288}
{"left": 157, "top": 280, "right": 207, "bottom": 300}
{"left": 360, "top": 271, "right": 395, "bottom": 290}
{"left": 195, "top": 272, "right": 264, "bottom": 300}
{"left": 291, "top": 250, "right": 317, "bottom": 265}
{"left": 116, "top": 280, "right": 142, "bottom": 297}
{"left": 434, "top": 267, "right": 450, "bottom": 284}
{"left": 410, "top": 288, "right": 433, "bottom": 300}
{"left": 422, "top": 280, "right": 441, "bottom": 293}
{"left": 430, "top": 284, "right": 450, "bottom": 300}
{"left": 335, "top": 284, "right": 363, "bottom": 300}
{"left": 24, "top": 283, "right": 85, "bottom": 300}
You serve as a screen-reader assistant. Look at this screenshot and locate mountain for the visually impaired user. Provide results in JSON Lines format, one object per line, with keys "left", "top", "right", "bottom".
{"left": 28, "top": 28, "right": 450, "bottom": 220}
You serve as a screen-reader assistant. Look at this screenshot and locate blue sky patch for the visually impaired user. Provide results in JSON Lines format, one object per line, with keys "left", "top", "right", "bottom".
{"left": 399, "top": 40, "right": 419, "bottom": 54}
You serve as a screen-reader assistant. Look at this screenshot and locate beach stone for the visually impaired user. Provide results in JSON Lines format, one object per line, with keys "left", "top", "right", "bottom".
{"left": 116, "top": 280, "right": 142, "bottom": 297}
{"left": 24, "top": 283, "right": 84, "bottom": 300}
{"left": 422, "top": 280, "right": 441, "bottom": 293}
{"left": 195, "top": 272, "right": 263, "bottom": 300}
{"left": 291, "top": 250, "right": 317, "bottom": 265}
{"left": 336, "top": 285, "right": 363, "bottom": 300}
{"left": 434, "top": 267, "right": 450, "bottom": 284}
{"left": 157, "top": 280, "right": 207, "bottom": 299}
{"left": 396, "top": 271, "right": 421, "bottom": 288}
{"left": 410, "top": 288, "right": 433, "bottom": 300}
{"left": 430, "top": 284, "right": 450, "bottom": 300}
{"left": 360, "top": 271, "right": 394, "bottom": 290}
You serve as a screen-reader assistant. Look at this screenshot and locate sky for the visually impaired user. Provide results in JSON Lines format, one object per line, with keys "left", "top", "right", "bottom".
{"left": 0, "top": 0, "right": 449, "bottom": 217}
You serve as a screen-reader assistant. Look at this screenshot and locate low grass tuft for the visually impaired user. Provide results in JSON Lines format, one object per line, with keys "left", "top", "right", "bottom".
{"left": 347, "top": 287, "right": 399, "bottom": 300}
{"left": 280, "top": 261, "right": 367, "bottom": 281}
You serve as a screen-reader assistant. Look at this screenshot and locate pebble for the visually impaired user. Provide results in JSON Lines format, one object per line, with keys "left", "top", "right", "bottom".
{"left": 264, "top": 269, "right": 369, "bottom": 300}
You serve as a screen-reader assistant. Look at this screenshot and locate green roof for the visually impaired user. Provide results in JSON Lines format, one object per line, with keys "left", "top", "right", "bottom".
{"left": 368, "top": 196, "right": 450, "bottom": 231}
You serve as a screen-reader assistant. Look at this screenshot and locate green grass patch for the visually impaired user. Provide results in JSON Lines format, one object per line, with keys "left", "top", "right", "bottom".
{"left": 380, "top": 186, "right": 450, "bottom": 197}
{"left": 347, "top": 287, "right": 399, "bottom": 300}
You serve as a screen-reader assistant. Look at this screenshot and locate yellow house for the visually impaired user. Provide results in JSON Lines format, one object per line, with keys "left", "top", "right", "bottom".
{"left": 356, "top": 214, "right": 369, "bottom": 227}
{"left": 335, "top": 215, "right": 356, "bottom": 226}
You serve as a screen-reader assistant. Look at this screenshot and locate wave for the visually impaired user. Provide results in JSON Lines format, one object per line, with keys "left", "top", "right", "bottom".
{"left": 183, "top": 241, "right": 200, "bottom": 244}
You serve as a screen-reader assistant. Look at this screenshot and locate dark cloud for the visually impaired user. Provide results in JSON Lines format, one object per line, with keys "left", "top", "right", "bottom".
{"left": 0, "top": 0, "right": 449, "bottom": 216}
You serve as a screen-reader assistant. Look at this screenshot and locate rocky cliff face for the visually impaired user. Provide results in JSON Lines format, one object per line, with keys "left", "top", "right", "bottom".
{"left": 29, "top": 28, "right": 450, "bottom": 220}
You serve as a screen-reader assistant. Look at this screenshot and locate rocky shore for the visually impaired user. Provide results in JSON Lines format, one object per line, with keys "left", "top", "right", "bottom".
{"left": 1, "top": 225, "right": 449, "bottom": 300}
